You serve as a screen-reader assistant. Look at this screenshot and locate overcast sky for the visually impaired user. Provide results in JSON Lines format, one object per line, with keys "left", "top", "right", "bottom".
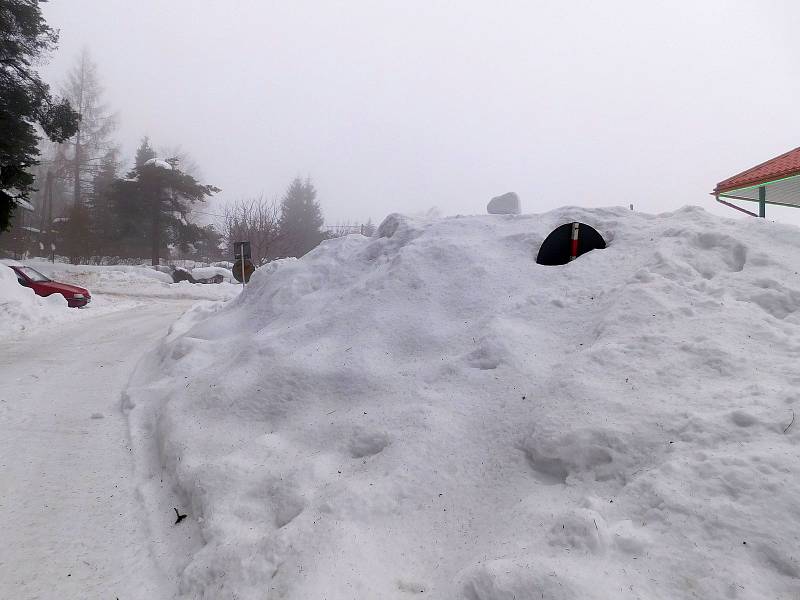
{"left": 40, "top": 0, "right": 800, "bottom": 226}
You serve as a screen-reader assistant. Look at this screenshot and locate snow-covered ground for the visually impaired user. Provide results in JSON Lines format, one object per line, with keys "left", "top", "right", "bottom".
{"left": 5, "top": 206, "right": 800, "bottom": 600}
{"left": 0, "top": 260, "right": 239, "bottom": 337}
{"left": 123, "top": 206, "right": 800, "bottom": 599}
{"left": 22, "top": 260, "right": 238, "bottom": 299}
{"left": 0, "top": 300, "right": 197, "bottom": 599}
{"left": 0, "top": 260, "right": 240, "bottom": 599}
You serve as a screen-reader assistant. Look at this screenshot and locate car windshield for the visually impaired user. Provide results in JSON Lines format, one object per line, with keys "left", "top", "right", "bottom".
{"left": 18, "top": 267, "right": 50, "bottom": 282}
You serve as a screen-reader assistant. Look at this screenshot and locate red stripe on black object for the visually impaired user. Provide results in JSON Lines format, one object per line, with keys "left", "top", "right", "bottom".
{"left": 570, "top": 222, "right": 580, "bottom": 260}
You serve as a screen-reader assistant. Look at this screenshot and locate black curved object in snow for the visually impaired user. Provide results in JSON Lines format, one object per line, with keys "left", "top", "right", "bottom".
{"left": 536, "top": 222, "right": 606, "bottom": 266}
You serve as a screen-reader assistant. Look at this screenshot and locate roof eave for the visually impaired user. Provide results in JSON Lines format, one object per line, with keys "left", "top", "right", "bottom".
{"left": 714, "top": 169, "right": 800, "bottom": 196}
{"left": 714, "top": 145, "right": 800, "bottom": 191}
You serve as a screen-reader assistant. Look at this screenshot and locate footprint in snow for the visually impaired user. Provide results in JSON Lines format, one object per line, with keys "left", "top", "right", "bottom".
{"left": 349, "top": 430, "right": 390, "bottom": 458}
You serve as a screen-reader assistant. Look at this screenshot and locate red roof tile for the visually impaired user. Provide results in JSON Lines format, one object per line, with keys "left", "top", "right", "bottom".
{"left": 714, "top": 146, "right": 800, "bottom": 194}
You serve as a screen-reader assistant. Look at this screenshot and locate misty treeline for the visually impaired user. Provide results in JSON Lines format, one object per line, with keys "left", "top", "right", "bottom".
{"left": 1, "top": 45, "right": 219, "bottom": 265}
{"left": 220, "top": 179, "right": 374, "bottom": 265}
{"left": 1, "top": 5, "right": 369, "bottom": 266}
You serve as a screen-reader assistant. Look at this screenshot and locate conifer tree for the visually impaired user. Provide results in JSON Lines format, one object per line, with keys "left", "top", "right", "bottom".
{"left": 58, "top": 203, "right": 91, "bottom": 263}
{"left": 111, "top": 138, "right": 151, "bottom": 257}
{"left": 134, "top": 136, "right": 156, "bottom": 169}
{"left": 112, "top": 140, "right": 219, "bottom": 264}
{"left": 0, "top": 0, "right": 80, "bottom": 231}
{"left": 277, "top": 177, "right": 325, "bottom": 258}
{"left": 86, "top": 149, "right": 119, "bottom": 256}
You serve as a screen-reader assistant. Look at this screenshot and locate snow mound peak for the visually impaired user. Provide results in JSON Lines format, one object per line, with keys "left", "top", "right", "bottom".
{"left": 127, "top": 206, "right": 800, "bottom": 599}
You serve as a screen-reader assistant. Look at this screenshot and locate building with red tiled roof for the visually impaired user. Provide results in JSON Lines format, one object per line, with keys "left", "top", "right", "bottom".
{"left": 713, "top": 147, "right": 800, "bottom": 217}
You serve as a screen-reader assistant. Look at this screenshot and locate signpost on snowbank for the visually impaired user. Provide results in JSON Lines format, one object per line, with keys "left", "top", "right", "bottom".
{"left": 233, "top": 241, "right": 254, "bottom": 288}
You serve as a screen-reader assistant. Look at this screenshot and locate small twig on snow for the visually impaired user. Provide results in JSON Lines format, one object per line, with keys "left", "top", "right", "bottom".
{"left": 173, "top": 507, "right": 187, "bottom": 524}
{"left": 784, "top": 410, "right": 795, "bottom": 434}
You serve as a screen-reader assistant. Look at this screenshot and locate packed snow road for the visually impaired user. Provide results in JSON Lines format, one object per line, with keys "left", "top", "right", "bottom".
{"left": 0, "top": 300, "right": 196, "bottom": 600}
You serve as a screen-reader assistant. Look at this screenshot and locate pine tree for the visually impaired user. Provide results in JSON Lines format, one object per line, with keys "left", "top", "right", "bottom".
{"left": 178, "top": 223, "right": 223, "bottom": 262}
{"left": 0, "top": 0, "right": 80, "bottom": 232}
{"left": 134, "top": 136, "right": 156, "bottom": 169}
{"left": 86, "top": 149, "right": 119, "bottom": 257}
{"left": 277, "top": 177, "right": 325, "bottom": 258}
{"left": 112, "top": 142, "right": 219, "bottom": 264}
{"left": 58, "top": 203, "right": 91, "bottom": 263}
{"left": 111, "top": 138, "right": 151, "bottom": 258}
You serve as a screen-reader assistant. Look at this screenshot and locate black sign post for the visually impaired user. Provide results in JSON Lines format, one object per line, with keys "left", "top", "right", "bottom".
{"left": 234, "top": 241, "right": 251, "bottom": 261}
{"left": 233, "top": 242, "right": 256, "bottom": 289}
{"left": 233, "top": 241, "right": 254, "bottom": 286}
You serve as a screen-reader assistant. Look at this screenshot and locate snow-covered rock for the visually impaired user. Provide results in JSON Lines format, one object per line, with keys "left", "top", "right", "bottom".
{"left": 126, "top": 206, "right": 800, "bottom": 599}
{"left": 487, "top": 191, "right": 521, "bottom": 214}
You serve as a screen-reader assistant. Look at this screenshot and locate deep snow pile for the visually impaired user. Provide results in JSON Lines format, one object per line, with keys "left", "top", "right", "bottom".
{"left": 0, "top": 263, "right": 73, "bottom": 335}
{"left": 126, "top": 206, "right": 800, "bottom": 599}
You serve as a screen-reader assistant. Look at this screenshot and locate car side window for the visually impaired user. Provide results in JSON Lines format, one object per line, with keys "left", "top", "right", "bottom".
{"left": 17, "top": 277, "right": 28, "bottom": 286}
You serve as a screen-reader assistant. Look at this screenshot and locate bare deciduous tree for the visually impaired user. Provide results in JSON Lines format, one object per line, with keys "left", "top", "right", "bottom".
{"left": 219, "top": 196, "right": 281, "bottom": 265}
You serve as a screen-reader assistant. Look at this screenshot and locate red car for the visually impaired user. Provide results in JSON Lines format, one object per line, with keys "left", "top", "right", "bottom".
{"left": 10, "top": 265, "right": 92, "bottom": 308}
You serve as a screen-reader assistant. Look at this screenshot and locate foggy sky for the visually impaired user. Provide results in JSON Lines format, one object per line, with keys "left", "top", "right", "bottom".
{"left": 40, "top": 1, "right": 800, "bottom": 226}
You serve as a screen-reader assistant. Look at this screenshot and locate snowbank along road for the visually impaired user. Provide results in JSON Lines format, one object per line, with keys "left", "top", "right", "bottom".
{"left": 126, "top": 207, "right": 800, "bottom": 599}
{"left": 5, "top": 206, "right": 800, "bottom": 599}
